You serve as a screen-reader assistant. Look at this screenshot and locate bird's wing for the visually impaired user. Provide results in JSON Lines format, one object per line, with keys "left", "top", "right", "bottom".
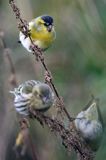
{"left": 83, "top": 96, "right": 104, "bottom": 128}
{"left": 83, "top": 95, "right": 95, "bottom": 111}
{"left": 29, "top": 19, "right": 38, "bottom": 31}
{"left": 95, "top": 98, "right": 104, "bottom": 130}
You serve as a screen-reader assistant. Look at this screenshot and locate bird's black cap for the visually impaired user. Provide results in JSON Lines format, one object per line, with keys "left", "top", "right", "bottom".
{"left": 41, "top": 15, "right": 53, "bottom": 25}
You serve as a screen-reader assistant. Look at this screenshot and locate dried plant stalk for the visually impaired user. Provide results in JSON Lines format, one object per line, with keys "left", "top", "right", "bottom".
{"left": 29, "top": 110, "right": 94, "bottom": 160}
{"left": 9, "top": 0, "right": 95, "bottom": 159}
{"left": 9, "top": 0, "right": 73, "bottom": 122}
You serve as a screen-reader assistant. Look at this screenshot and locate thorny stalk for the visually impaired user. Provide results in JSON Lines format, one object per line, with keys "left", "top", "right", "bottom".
{"left": 29, "top": 109, "right": 94, "bottom": 160}
{"left": 9, "top": 0, "right": 73, "bottom": 122}
{"left": 9, "top": 0, "right": 95, "bottom": 159}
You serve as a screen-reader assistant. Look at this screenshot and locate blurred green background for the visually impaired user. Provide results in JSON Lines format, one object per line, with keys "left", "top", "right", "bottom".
{"left": 0, "top": 0, "right": 106, "bottom": 160}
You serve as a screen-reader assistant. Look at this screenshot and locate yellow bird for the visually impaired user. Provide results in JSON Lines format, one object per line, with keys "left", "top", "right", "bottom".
{"left": 19, "top": 15, "right": 56, "bottom": 52}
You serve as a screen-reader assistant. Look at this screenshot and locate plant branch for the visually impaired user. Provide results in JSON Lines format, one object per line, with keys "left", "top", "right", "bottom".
{"left": 29, "top": 109, "right": 94, "bottom": 160}
{"left": 8, "top": 1, "right": 95, "bottom": 159}
{"left": 9, "top": 0, "right": 73, "bottom": 122}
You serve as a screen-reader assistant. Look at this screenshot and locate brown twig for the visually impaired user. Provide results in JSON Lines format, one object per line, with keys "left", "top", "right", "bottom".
{"left": 9, "top": 0, "right": 73, "bottom": 122}
{"left": 9, "top": 1, "right": 95, "bottom": 159}
{"left": 29, "top": 109, "right": 94, "bottom": 160}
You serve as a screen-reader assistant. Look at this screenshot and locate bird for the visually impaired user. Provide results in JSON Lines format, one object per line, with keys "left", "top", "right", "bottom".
{"left": 19, "top": 15, "right": 56, "bottom": 52}
{"left": 74, "top": 96, "right": 103, "bottom": 151}
{"left": 10, "top": 80, "right": 54, "bottom": 116}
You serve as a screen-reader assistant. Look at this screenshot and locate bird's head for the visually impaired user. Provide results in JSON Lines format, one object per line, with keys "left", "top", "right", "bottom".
{"left": 84, "top": 102, "right": 98, "bottom": 121}
{"left": 35, "top": 15, "right": 54, "bottom": 32}
{"left": 32, "top": 83, "right": 53, "bottom": 105}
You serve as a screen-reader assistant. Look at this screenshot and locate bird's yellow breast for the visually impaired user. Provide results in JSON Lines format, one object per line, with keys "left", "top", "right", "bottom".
{"left": 29, "top": 24, "right": 55, "bottom": 50}
{"left": 30, "top": 27, "right": 55, "bottom": 42}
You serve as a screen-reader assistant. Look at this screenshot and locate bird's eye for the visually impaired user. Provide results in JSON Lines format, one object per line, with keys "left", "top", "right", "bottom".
{"left": 44, "top": 23, "right": 49, "bottom": 27}
{"left": 38, "top": 21, "right": 42, "bottom": 25}
{"left": 33, "top": 90, "right": 38, "bottom": 96}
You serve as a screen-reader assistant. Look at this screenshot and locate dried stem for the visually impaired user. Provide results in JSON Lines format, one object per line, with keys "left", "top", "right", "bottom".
{"left": 29, "top": 109, "right": 94, "bottom": 160}
{"left": 9, "top": 0, "right": 95, "bottom": 159}
{"left": 9, "top": 0, "right": 73, "bottom": 122}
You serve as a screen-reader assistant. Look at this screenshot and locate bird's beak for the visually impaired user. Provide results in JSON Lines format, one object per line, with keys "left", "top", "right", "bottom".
{"left": 47, "top": 25, "right": 52, "bottom": 32}
{"left": 42, "top": 96, "right": 48, "bottom": 104}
